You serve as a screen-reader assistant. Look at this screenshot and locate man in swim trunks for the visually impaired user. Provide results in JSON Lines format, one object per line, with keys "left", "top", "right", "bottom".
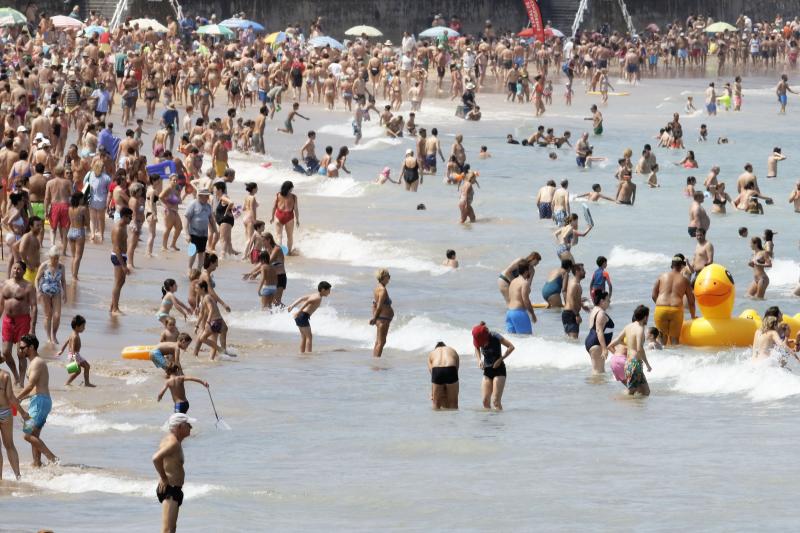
{"left": 608, "top": 305, "right": 652, "bottom": 396}
{"left": 506, "top": 263, "right": 537, "bottom": 334}
{"left": 688, "top": 191, "right": 710, "bottom": 237}
{"left": 423, "top": 128, "right": 444, "bottom": 175}
{"left": 651, "top": 255, "right": 696, "bottom": 345}
{"left": 44, "top": 165, "right": 74, "bottom": 251}
{"left": 563, "top": 263, "right": 590, "bottom": 339}
{"left": 552, "top": 180, "right": 570, "bottom": 226}
{"left": 15, "top": 217, "right": 43, "bottom": 283}
{"left": 535, "top": 180, "right": 556, "bottom": 219}
{"left": 16, "top": 334, "right": 58, "bottom": 466}
{"left": 0, "top": 261, "right": 37, "bottom": 387}
{"left": 776, "top": 74, "right": 797, "bottom": 114}
{"left": 287, "top": 281, "right": 332, "bottom": 353}
{"left": 110, "top": 207, "right": 133, "bottom": 315}
{"left": 157, "top": 363, "right": 208, "bottom": 414}
{"left": 153, "top": 412, "right": 193, "bottom": 533}
{"left": 428, "top": 342, "right": 459, "bottom": 409}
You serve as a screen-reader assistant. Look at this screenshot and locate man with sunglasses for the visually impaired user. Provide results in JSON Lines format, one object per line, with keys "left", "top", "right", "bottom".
{"left": 16, "top": 334, "right": 57, "bottom": 467}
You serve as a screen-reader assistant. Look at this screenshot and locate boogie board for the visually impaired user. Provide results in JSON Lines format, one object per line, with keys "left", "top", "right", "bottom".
{"left": 582, "top": 205, "right": 594, "bottom": 227}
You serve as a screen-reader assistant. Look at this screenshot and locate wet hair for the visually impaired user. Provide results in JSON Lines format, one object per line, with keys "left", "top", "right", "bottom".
{"left": 738, "top": 227, "right": 748, "bottom": 237}
{"left": 592, "top": 183, "right": 601, "bottom": 192}
{"left": 20, "top": 333, "right": 38, "bottom": 351}
{"left": 560, "top": 259, "right": 573, "bottom": 270}
{"left": 162, "top": 278, "right": 177, "bottom": 296}
{"left": 560, "top": 179, "right": 568, "bottom": 188}
{"left": 647, "top": 326, "right": 660, "bottom": 338}
{"left": 318, "top": 281, "right": 332, "bottom": 292}
{"left": 763, "top": 229, "right": 775, "bottom": 242}
{"left": 517, "top": 263, "right": 530, "bottom": 276}
{"left": 596, "top": 256, "right": 607, "bottom": 267}
{"left": 177, "top": 332, "right": 192, "bottom": 343}
{"left": 762, "top": 315, "right": 779, "bottom": 332}
{"left": 71, "top": 315, "right": 86, "bottom": 329}
{"left": 325, "top": 146, "right": 333, "bottom": 155}
{"left": 632, "top": 305, "right": 650, "bottom": 323}
{"left": 245, "top": 182, "right": 258, "bottom": 194}
{"left": 165, "top": 363, "right": 180, "bottom": 375}
{"left": 687, "top": 176, "right": 696, "bottom": 185}
{"left": 70, "top": 192, "right": 84, "bottom": 207}
{"left": 435, "top": 341, "right": 446, "bottom": 348}
{"left": 446, "top": 249, "right": 456, "bottom": 259}
{"left": 764, "top": 306, "right": 782, "bottom": 319}
{"left": 592, "top": 290, "right": 608, "bottom": 305}
{"left": 280, "top": 181, "right": 294, "bottom": 196}
{"left": 547, "top": 180, "right": 556, "bottom": 187}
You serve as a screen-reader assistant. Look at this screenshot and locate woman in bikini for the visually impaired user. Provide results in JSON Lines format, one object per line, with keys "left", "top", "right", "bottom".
{"left": 159, "top": 175, "right": 183, "bottom": 252}
{"left": 271, "top": 181, "right": 299, "bottom": 255}
{"left": 711, "top": 181, "right": 732, "bottom": 214}
{"left": 0, "top": 366, "right": 25, "bottom": 479}
{"left": 211, "top": 181, "right": 238, "bottom": 258}
{"left": 2, "top": 192, "right": 28, "bottom": 277}
{"left": 144, "top": 72, "right": 159, "bottom": 120}
{"left": 370, "top": 269, "right": 394, "bottom": 358}
{"left": 67, "top": 192, "right": 89, "bottom": 280}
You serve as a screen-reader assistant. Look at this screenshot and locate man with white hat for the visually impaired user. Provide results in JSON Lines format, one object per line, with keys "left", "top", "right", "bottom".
{"left": 152, "top": 412, "right": 195, "bottom": 533}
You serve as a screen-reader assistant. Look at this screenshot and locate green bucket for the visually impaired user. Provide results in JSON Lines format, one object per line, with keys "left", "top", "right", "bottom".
{"left": 66, "top": 360, "right": 80, "bottom": 374}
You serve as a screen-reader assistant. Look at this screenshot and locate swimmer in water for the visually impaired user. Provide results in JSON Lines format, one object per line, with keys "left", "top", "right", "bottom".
{"left": 443, "top": 249, "right": 459, "bottom": 268}
{"left": 751, "top": 316, "right": 785, "bottom": 361}
{"left": 375, "top": 167, "right": 398, "bottom": 185}
{"left": 645, "top": 327, "right": 663, "bottom": 351}
{"left": 576, "top": 183, "right": 616, "bottom": 202}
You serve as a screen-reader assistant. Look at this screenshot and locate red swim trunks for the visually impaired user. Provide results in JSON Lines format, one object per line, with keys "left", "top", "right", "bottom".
{"left": 2, "top": 314, "right": 31, "bottom": 343}
{"left": 49, "top": 202, "right": 70, "bottom": 229}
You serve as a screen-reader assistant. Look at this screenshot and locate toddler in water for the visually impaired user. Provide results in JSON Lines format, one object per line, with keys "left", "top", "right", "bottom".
{"left": 646, "top": 327, "right": 663, "bottom": 350}
{"left": 60, "top": 315, "right": 93, "bottom": 387}
{"left": 699, "top": 124, "right": 708, "bottom": 142}
{"left": 160, "top": 316, "right": 180, "bottom": 342}
{"left": 375, "top": 167, "right": 398, "bottom": 185}
{"left": 685, "top": 95, "right": 696, "bottom": 112}
{"left": 443, "top": 250, "right": 459, "bottom": 268}
{"left": 478, "top": 146, "right": 491, "bottom": 159}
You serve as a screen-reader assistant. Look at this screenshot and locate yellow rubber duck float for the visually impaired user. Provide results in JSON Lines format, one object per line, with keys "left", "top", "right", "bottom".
{"left": 680, "top": 264, "right": 758, "bottom": 347}
{"left": 739, "top": 310, "right": 800, "bottom": 340}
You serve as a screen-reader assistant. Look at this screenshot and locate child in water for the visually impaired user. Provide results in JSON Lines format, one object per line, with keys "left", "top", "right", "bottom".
{"left": 699, "top": 124, "right": 708, "bottom": 142}
{"left": 160, "top": 316, "right": 180, "bottom": 342}
{"left": 685, "top": 96, "right": 696, "bottom": 112}
{"left": 443, "top": 250, "right": 459, "bottom": 268}
{"left": 646, "top": 327, "right": 663, "bottom": 350}
{"left": 60, "top": 315, "right": 93, "bottom": 387}
{"left": 157, "top": 363, "right": 209, "bottom": 414}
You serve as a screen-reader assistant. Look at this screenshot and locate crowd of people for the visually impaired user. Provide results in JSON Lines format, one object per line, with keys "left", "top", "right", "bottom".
{"left": 0, "top": 4, "right": 798, "bottom": 531}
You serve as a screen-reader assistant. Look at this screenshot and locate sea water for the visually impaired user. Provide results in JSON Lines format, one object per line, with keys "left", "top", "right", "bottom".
{"left": 3, "top": 75, "right": 800, "bottom": 531}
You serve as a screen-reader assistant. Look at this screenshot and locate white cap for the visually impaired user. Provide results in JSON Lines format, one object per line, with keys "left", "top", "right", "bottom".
{"left": 16, "top": 125, "right": 27, "bottom": 132}
{"left": 168, "top": 413, "right": 196, "bottom": 430}
{"left": 34, "top": 132, "right": 45, "bottom": 141}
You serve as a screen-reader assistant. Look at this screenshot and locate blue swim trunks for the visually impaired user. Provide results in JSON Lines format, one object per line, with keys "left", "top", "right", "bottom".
{"left": 538, "top": 202, "right": 552, "bottom": 219}
{"left": 779, "top": 94, "right": 788, "bottom": 106}
{"left": 150, "top": 348, "right": 167, "bottom": 369}
{"left": 24, "top": 394, "right": 52, "bottom": 433}
{"left": 294, "top": 312, "right": 311, "bottom": 328}
{"left": 505, "top": 308, "right": 532, "bottom": 335}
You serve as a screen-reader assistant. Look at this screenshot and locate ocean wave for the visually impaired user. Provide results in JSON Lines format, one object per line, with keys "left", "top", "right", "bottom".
{"left": 24, "top": 469, "right": 219, "bottom": 499}
{"left": 309, "top": 176, "right": 366, "bottom": 198}
{"left": 607, "top": 245, "right": 671, "bottom": 269}
{"left": 47, "top": 413, "right": 143, "bottom": 435}
{"left": 349, "top": 136, "right": 406, "bottom": 151}
{"left": 296, "top": 231, "right": 449, "bottom": 274}
{"left": 769, "top": 258, "right": 799, "bottom": 287}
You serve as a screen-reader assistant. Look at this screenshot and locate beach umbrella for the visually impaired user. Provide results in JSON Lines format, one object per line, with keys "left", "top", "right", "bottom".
{"left": 129, "top": 18, "right": 168, "bottom": 33}
{"left": 196, "top": 24, "right": 236, "bottom": 39}
{"left": 220, "top": 18, "right": 265, "bottom": 32}
{"left": 0, "top": 7, "right": 26, "bottom": 26}
{"left": 419, "top": 26, "right": 459, "bottom": 38}
{"left": 645, "top": 23, "right": 660, "bottom": 32}
{"left": 264, "top": 31, "right": 287, "bottom": 46}
{"left": 518, "top": 28, "right": 535, "bottom": 37}
{"left": 344, "top": 25, "right": 383, "bottom": 37}
{"left": 83, "top": 25, "right": 107, "bottom": 36}
{"left": 309, "top": 35, "right": 345, "bottom": 50}
{"left": 705, "top": 22, "right": 737, "bottom": 33}
{"left": 51, "top": 15, "right": 84, "bottom": 30}
{"left": 545, "top": 27, "right": 564, "bottom": 38}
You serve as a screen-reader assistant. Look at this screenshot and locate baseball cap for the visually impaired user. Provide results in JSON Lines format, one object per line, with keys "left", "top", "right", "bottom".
{"left": 472, "top": 322, "right": 490, "bottom": 347}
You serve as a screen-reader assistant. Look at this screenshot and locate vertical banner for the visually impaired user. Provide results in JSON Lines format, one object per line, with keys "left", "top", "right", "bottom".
{"left": 522, "top": 0, "right": 545, "bottom": 42}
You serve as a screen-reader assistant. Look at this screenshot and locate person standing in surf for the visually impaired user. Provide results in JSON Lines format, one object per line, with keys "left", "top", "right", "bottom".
{"left": 472, "top": 322, "right": 515, "bottom": 410}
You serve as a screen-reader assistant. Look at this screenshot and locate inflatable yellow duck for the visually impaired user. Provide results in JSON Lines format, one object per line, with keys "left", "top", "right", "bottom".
{"left": 680, "top": 264, "right": 758, "bottom": 346}
{"left": 739, "top": 310, "right": 800, "bottom": 340}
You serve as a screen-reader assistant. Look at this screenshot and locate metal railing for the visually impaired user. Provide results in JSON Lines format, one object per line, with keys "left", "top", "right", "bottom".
{"left": 169, "top": 0, "right": 184, "bottom": 21}
{"left": 571, "top": 0, "right": 589, "bottom": 38}
{"left": 109, "top": 0, "right": 127, "bottom": 30}
{"left": 616, "top": 0, "right": 636, "bottom": 36}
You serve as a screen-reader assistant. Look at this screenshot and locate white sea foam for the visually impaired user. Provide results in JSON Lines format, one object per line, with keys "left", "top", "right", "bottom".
{"left": 47, "top": 413, "right": 143, "bottom": 434}
{"left": 24, "top": 470, "right": 219, "bottom": 499}
{"left": 296, "top": 231, "right": 449, "bottom": 274}
{"left": 310, "top": 176, "right": 366, "bottom": 198}
{"left": 607, "top": 245, "right": 671, "bottom": 269}
{"left": 769, "top": 258, "right": 799, "bottom": 287}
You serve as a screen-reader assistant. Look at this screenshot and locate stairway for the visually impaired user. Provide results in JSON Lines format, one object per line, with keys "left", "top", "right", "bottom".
{"left": 542, "top": 0, "right": 582, "bottom": 37}
{"left": 84, "top": 0, "right": 126, "bottom": 25}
